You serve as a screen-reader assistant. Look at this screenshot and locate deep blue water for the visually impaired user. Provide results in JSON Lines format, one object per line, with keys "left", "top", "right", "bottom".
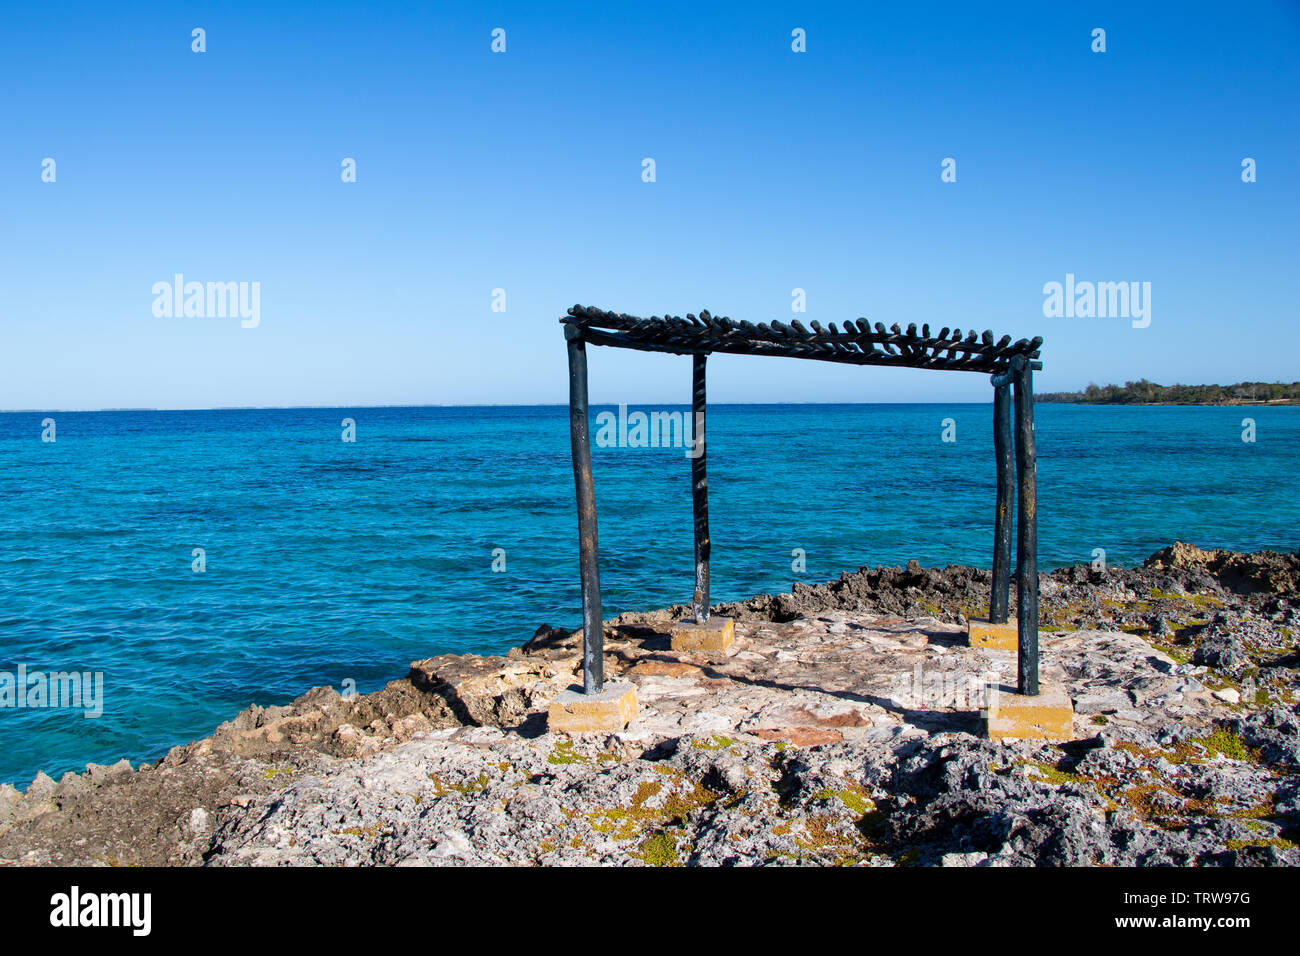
{"left": 1, "top": 403, "right": 1296, "bottom": 785}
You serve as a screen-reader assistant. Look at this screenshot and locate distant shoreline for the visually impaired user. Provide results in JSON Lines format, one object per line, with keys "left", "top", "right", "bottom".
{"left": 1043, "top": 399, "right": 1300, "bottom": 407}
{"left": 1039, "top": 380, "right": 1300, "bottom": 407}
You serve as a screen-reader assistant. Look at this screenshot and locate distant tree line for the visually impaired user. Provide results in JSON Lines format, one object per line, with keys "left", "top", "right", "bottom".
{"left": 1037, "top": 379, "right": 1300, "bottom": 405}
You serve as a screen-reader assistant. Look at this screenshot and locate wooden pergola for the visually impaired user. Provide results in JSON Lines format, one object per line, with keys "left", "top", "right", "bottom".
{"left": 562, "top": 304, "right": 1046, "bottom": 700}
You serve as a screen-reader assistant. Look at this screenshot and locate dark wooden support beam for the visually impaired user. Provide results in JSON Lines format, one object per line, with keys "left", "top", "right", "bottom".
{"left": 990, "top": 381, "right": 1014, "bottom": 624}
{"left": 564, "top": 306, "right": 1043, "bottom": 376}
{"left": 1012, "top": 357, "right": 1039, "bottom": 696}
{"left": 691, "top": 353, "right": 711, "bottom": 622}
{"left": 565, "top": 325, "right": 603, "bottom": 694}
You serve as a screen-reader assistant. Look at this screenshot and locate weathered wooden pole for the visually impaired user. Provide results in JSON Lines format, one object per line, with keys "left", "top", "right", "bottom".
{"left": 990, "top": 381, "right": 1014, "bottom": 624}
{"left": 565, "top": 324, "right": 603, "bottom": 694}
{"left": 1012, "top": 356, "right": 1039, "bottom": 696}
{"left": 691, "top": 353, "right": 711, "bottom": 623}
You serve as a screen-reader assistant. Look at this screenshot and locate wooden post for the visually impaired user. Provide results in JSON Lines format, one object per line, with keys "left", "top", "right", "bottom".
{"left": 1012, "top": 357, "right": 1039, "bottom": 696}
{"left": 990, "top": 382, "right": 1013, "bottom": 624}
{"left": 691, "top": 353, "right": 711, "bottom": 623}
{"left": 565, "top": 325, "right": 603, "bottom": 694}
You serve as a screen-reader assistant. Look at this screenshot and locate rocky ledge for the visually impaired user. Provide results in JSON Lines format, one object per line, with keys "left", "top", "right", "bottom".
{"left": 1, "top": 541, "right": 1297, "bottom": 867}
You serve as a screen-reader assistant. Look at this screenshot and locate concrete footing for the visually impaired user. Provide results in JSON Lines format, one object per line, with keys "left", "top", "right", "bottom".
{"left": 670, "top": 616, "right": 735, "bottom": 653}
{"left": 966, "top": 618, "right": 1018, "bottom": 650}
{"left": 985, "top": 682, "right": 1075, "bottom": 742}
{"left": 547, "top": 682, "right": 638, "bottom": 734}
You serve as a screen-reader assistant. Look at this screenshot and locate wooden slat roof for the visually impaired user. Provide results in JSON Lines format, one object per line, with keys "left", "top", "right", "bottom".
{"left": 562, "top": 305, "right": 1042, "bottom": 374}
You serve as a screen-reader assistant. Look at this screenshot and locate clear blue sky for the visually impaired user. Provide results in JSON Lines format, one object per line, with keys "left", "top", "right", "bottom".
{"left": 2, "top": 1, "right": 1296, "bottom": 409}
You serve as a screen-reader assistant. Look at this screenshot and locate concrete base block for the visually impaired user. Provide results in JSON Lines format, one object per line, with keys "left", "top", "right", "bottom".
{"left": 985, "top": 683, "right": 1075, "bottom": 742}
{"left": 670, "top": 616, "right": 735, "bottom": 653}
{"left": 966, "top": 618, "right": 1018, "bottom": 650}
{"left": 547, "top": 682, "right": 638, "bottom": 734}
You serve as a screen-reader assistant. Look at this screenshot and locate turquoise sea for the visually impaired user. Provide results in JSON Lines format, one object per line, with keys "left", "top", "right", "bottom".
{"left": 1, "top": 403, "right": 1296, "bottom": 785}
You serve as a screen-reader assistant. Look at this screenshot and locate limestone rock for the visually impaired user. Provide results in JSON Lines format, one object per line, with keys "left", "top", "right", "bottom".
{"left": 2, "top": 542, "right": 1297, "bottom": 867}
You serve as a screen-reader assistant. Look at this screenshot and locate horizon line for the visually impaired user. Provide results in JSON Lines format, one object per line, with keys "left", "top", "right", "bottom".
{"left": 0, "top": 400, "right": 1017, "bottom": 414}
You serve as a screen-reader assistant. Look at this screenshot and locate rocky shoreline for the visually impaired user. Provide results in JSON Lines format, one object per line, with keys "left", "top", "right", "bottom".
{"left": 1, "top": 542, "right": 1297, "bottom": 867}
